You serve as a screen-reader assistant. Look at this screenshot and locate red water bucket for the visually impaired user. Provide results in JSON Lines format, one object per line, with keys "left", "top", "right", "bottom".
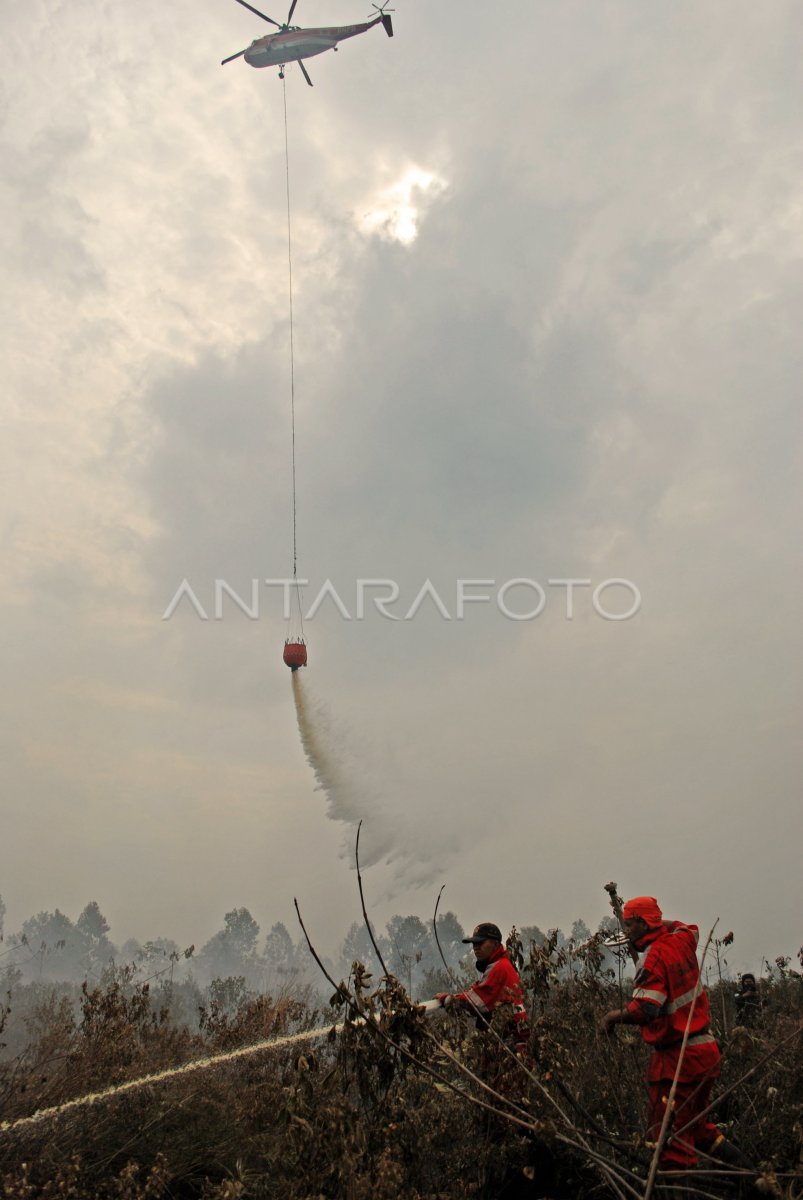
{"left": 283, "top": 640, "right": 308, "bottom": 671}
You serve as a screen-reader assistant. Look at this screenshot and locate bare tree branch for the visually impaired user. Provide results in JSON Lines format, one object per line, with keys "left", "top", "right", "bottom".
{"left": 354, "top": 821, "right": 390, "bottom": 978}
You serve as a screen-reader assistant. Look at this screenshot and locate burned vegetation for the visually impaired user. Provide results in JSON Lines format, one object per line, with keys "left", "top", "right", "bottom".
{"left": 0, "top": 911, "right": 800, "bottom": 1200}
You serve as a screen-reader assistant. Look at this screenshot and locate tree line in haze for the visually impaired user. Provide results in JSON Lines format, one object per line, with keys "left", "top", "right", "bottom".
{"left": 0, "top": 893, "right": 618, "bottom": 995}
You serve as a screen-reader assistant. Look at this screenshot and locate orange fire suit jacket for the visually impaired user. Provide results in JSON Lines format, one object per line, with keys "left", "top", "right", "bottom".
{"left": 454, "top": 945, "right": 530, "bottom": 1049}
{"left": 626, "top": 920, "right": 720, "bottom": 1083}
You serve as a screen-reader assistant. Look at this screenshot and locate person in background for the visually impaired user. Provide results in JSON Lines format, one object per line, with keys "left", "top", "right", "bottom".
{"left": 734, "top": 973, "right": 762, "bottom": 1027}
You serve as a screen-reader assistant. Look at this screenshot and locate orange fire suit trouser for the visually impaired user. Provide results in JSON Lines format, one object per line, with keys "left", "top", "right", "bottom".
{"left": 647, "top": 1077, "right": 720, "bottom": 1169}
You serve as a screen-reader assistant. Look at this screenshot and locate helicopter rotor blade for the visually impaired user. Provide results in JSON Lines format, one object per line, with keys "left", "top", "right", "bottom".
{"left": 232, "top": 0, "right": 282, "bottom": 28}
{"left": 221, "top": 47, "right": 248, "bottom": 64}
{"left": 286, "top": 0, "right": 299, "bottom": 23}
{"left": 298, "top": 58, "right": 313, "bottom": 86}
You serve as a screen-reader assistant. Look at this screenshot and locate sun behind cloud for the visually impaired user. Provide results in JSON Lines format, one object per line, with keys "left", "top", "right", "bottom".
{"left": 356, "top": 166, "right": 447, "bottom": 245}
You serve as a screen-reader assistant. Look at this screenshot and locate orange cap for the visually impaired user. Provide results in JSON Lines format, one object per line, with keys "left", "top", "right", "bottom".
{"left": 622, "top": 896, "right": 663, "bottom": 926}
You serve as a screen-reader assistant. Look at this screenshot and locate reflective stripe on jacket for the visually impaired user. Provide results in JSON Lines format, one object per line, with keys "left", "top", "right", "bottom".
{"left": 626, "top": 921, "right": 713, "bottom": 1048}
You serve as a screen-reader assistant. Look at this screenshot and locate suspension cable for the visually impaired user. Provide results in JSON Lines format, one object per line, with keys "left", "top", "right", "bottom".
{"left": 282, "top": 75, "right": 304, "bottom": 639}
{"left": 282, "top": 75, "right": 298, "bottom": 584}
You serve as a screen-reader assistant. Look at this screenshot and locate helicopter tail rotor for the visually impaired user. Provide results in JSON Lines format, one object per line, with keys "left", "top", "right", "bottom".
{"left": 369, "top": 3, "right": 394, "bottom": 36}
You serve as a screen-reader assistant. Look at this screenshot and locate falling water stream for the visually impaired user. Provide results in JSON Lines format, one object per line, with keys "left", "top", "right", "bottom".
{"left": 292, "top": 671, "right": 349, "bottom": 802}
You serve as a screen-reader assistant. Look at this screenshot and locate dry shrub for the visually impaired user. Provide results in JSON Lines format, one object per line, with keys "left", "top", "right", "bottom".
{"left": 0, "top": 944, "right": 800, "bottom": 1199}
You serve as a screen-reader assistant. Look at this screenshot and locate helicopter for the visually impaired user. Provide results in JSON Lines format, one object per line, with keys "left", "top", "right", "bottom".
{"left": 221, "top": 0, "right": 394, "bottom": 86}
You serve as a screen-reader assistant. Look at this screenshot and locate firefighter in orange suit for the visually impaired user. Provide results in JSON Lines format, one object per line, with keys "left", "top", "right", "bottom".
{"left": 435, "top": 921, "right": 530, "bottom": 1056}
{"left": 599, "top": 896, "right": 745, "bottom": 1171}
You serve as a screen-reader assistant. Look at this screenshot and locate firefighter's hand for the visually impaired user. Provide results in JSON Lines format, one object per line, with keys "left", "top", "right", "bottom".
{"left": 434, "top": 992, "right": 452, "bottom": 1008}
{"left": 599, "top": 1010, "right": 621, "bottom": 1036}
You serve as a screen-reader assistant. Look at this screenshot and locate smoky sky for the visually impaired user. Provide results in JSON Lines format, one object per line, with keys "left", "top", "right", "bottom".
{"left": 1, "top": 0, "right": 801, "bottom": 971}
